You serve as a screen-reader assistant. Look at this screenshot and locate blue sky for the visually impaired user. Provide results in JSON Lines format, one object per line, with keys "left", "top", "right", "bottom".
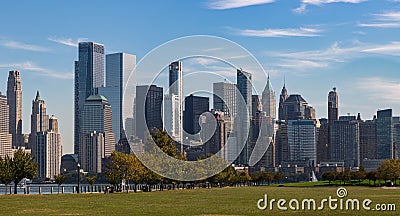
{"left": 0, "top": 0, "right": 399, "bottom": 154}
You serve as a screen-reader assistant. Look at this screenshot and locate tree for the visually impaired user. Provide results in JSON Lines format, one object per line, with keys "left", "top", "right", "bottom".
{"left": 378, "top": 159, "right": 400, "bottom": 186}
{"left": 0, "top": 156, "right": 13, "bottom": 194}
{"left": 86, "top": 176, "right": 97, "bottom": 192}
{"left": 322, "top": 172, "right": 336, "bottom": 185}
{"left": 11, "top": 149, "right": 37, "bottom": 194}
{"left": 274, "top": 173, "right": 284, "bottom": 184}
{"left": 366, "top": 171, "right": 379, "bottom": 186}
{"left": 54, "top": 174, "right": 67, "bottom": 194}
{"left": 351, "top": 170, "right": 366, "bottom": 184}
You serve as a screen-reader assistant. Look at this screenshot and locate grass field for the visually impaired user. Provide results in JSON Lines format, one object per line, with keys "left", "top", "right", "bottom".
{"left": 1, "top": 185, "right": 399, "bottom": 215}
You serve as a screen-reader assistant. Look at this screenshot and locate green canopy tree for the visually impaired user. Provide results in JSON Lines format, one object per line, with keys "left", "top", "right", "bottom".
{"left": 378, "top": 159, "right": 400, "bottom": 186}
{"left": 86, "top": 176, "right": 97, "bottom": 192}
{"left": 322, "top": 171, "right": 336, "bottom": 185}
{"left": 11, "top": 149, "right": 37, "bottom": 194}
{"left": 54, "top": 174, "right": 67, "bottom": 194}
{"left": 0, "top": 156, "right": 13, "bottom": 194}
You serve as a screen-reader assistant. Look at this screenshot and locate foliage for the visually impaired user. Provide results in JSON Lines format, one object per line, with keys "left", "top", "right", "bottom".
{"left": 0, "top": 156, "right": 13, "bottom": 194}
{"left": 11, "top": 149, "right": 38, "bottom": 194}
{"left": 54, "top": 174, "right": 67, "bottom": 194}
{"left": 378, "top": 159, "right": 400, "bottom": 184}
{"left": 321, "top": 171, "right": 336, "bottom": 185}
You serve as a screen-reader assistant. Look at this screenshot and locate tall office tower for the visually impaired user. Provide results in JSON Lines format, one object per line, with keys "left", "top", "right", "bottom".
{"left": 305, "top": 106, "right": 316, "bottom": 120}
{"left": 79, "top": 95, "right": 115, "bottom": 171}
{"left": 317, "top": 119, "right": 329, "bottom": 163}
{"left": 287, "top": 120, "right": 317, "bottom": 167}
{"left": 328, "top": 88, "right": 339, "bottom": 124}
{"left": 184, "top": 94, "right": 209, "bottom": 135}
{"left": 281, "top": 94, "right": 309, "bottom": 121}
{"left": 74, "top": 42, "right": 105, "bottom": 155}
{"left": 124, "top": 117, "right": 134, "bottom": 138}
{"left": 168, "top": 61, "right": 183, "bottom": 152}
{"left": 7, "top": 70, "right": 23, "bottom": 148}
{"left": 250, "top": 111, "right": 275, "bottom": 167}
{"left": 98, "top": 53, "right": 136, "bottom": 144}
{"left": 278, "top": 82, "right": 288, "bottom": 121}
{"left": 0, "top": 92, "right": 12, "bottom": 158}
{"left": 201, "top": 110, "right": 227, "bottom": 156}
{"left": 359, "top": 120, "right": 377, "bottom": 162}
{"left": 330, "top": 118, "right": 360, "bottom": 168}
{"left": 376, "top": 109, "right": 394, "bottom": 159}
{"left": 135, "top": 85, "right": 163, "bottom": 140}
{"left": 36, "top": 116, "right": 62, "bottom": 180}
{"left": 213, "top": 82, "right": 237, "bottom": 118}
{"left": 164, "top": 94, "right": 180, "bottom": 139}
{"left": 80, "top": 131, "right": 105, "bottom": 173}
{"left": 251, "top": 95, "right": 262, "bottom": 117}
{"left": 29, "top": 91, "right": 49, "bottom": 153}
{"left": 236, "top": 69, "right": 252, "bottom": 165}
{"left": 275, "top": 120, "right": 288, "bottom": 165}
{"left": 394, "top": 123, "right": 400, "bottom": 159}
{"left": 262, "top": 75, "right": 276, "bottom": 120}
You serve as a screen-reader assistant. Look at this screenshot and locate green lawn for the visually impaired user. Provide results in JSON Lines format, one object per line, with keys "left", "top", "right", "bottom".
{"left": 1, "top": 186, "right": 399, "bottom": 215}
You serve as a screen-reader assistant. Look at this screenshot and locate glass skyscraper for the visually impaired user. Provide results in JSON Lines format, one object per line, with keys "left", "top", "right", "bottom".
{"left": 74, "top": 42, "right": 105, "bottom": 155}
{"left": 376, "top": 109, "right": 393, "bottom": 159}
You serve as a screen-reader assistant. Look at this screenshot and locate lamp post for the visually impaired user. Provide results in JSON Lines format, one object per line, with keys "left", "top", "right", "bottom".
{"left": 77, "top": 163, "right": 81, "bottom": 194}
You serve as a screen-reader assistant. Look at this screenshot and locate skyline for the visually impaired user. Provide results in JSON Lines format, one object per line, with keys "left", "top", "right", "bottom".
{"left": 0, "top": 0, "right": 400, "bottom": 154}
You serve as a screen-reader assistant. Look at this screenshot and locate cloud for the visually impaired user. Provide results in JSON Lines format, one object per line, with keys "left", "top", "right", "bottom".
{"left": 48, "top": 36, "right": 88, "bottom": 47}
{"left": 362, "top": 41, "right": 400, "bottom": 55}
{"left": 0, "top": 62, "right": 73, "bottom": 79}
{"left": 358, "top": 11, "right": 400, "bottom": 28}
{"left": 293, "top": 4, "right": 307, "bottom": 14}
{"left": 236, "top": 27, "right": 322, "bottom": 37}
{"left": 207, "top": 0, "right": 275, "bottom": 9}
{"left": 356, "top": 77, "right": 400, "bottom": 104}
{"left": 302, "top": 0, "right": 367, "bottom": 5}
{"left": 2, "top": 40, "right": 49, "bottom": 52}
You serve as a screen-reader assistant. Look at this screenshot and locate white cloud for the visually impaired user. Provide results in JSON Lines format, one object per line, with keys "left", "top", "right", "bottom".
{"left": 0, "top": 61, "right": 73, "bottom": 79}
{"left": 207, "top": 0, "right": 275, "bottom": 9}
{"left": 362, "top": 41, "right": 400, "bottom": 55}
{"left": 48, "top": 36, "right": 88, "bottom": 47}
{"left": 302, "top": 0, "right": 367, "bottom": 5}
{"left": 359, "top": 11, "right": 400, "bottom": 28}
{"left": 2, "top": 40, "right": 49, "bottom": 52}
{"left": 356, "top": 77, "right": 400, "bottom": 104}
{"left": 293, "top": 4, "right": 307, "bottom": 14}
{"left": 237, "top": 27, "right": 322, "bottom": 37}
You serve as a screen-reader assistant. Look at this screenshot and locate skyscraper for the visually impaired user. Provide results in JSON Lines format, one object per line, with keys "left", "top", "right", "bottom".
{"left": 281, "top": 94, "right": 309, "bottom": 121}
{"left": 29, "top": 91, "right": 49, "bottom": 152}
{"left": 262, "top": 74, "right": 276, "bottom": 120}
{"left": 135, "top": 85, "right": 163, "bottom": 140}
{"left": 376, "top": 109, "right": 393, "bottom": 159}
{"left": 168, "top": 61, "right": 183, "bottom": 152}
{"left": 213, "top": 82, "right": 237, "bottom": 118}
{"left": 328, "top": 88, "right": 339, "bottom": 124}
{"left": 287, "top": 120, "right": 317, "bottom": 167}
{"left": 330, "top": 119, "right": 360, "bottom": 168}
{"left": 183, "top": 94, "right": 209, "bottom": 135}
{"left": 359, "top": 119, "right": 377, "bottom": 162}
{"left": 74, "top": 42, "right": 105, "bottom": 155}
{"left": 0, "top": 92, "right": 12, "bottom": 158}
{"left": 278, "top": 82, "right": 288, "bottom": 121}
{"left": 80, "top": 131, "right": 105, "bottom": 173}
{"left": 7, "top": 70, "right": 23, "bottom": 148}
{"left": 98, "top": 53, "right": 136, "bottom": 144}
{"left": 236, "top": 68, "right": 252, "bottom": 165}
{"left": 202, "top": 110, "right": 227, "bottom": 156}
{"left": 80, "top": 95, "right": 115, "bottom": 172}
{"left": 251, "top": 95, "right": 262, "bottom": 118}
{"left": 164, "top": 94, "right": 180, "bottom": 140}
{"left": 36, "top": 115, "right": 62, "bottom": 180}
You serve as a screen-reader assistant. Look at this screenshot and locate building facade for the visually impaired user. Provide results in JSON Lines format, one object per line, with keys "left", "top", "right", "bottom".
{"left": 7, "top": 70, "right": 23, "bottom": 147}
{"left": 213, "top": 82, "right": 237, "bottom": 118}
{"left": 287, "top": 120, "right": 317, "bottom": 167}
{"left": 0, "top": 92, "right": 12, "bottom": 158}
{"left": 330, "top": 119, "right": 360, "bottom": 168}
{"left": 376, "top": 109, "right": 394, "bottom": 159}
{"left": 184, "top": 94, "right": 209, "bottom": 135}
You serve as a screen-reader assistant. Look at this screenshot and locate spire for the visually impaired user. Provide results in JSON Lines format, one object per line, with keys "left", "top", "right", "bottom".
{"left": 263, "top": 72, "right": 273, "bottom": 94}
{"left": 35, "top": 90, "right": 41, "bottom": 101}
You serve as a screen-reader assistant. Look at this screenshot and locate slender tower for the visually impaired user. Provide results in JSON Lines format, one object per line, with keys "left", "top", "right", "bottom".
{"left": 168, "top": 61, "right": 183, "bottom": 153}
{"left": 7, "top": 70, "right": 23, "bottom": 148}
{"left": 278, "top": 78, "right": 288, "bottom": 121}
{"left": 328, "top": 87, "right": 339, "bottom": 124}
{"left": 262, "top": 74, "right": 276, "bottom": 120}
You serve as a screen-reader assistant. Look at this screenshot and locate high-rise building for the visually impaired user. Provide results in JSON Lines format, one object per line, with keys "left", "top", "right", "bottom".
{"left": 287, "top": 120, "right": 317, "bottom": 167}
{"left": 164, "top": 94, "right": 180, "bottom": 140}
{"left": 7, "top": 70, "right": 23, "bottom": 147}
{"left": 29, "top": 91, "right": 49, "bottom": 153}
{"left": 330, "top": 119, "right": 360, "bottom": 168}
{"left": 213, "top": 82, "right": 237, "bottom": 118}
{"left": 376, "top": 109, "right": 394, "bottom": 159}
{"left": 249, "top": 111, "right": 275, "bottom": 167}
{"left": 80, "top": 95, "right": 115, "bottom": 172}
{"left": 0, "top": 92, "right": 12, "bottom": 158}
{"left": 74, "top": 42, "right": 105, "bottom": 155}
{"left": 317, "top": 121, "right": 329, "bottom": 163}
{"left": 328, "top": 88, "right": 339, "bottom": 124}
{"left": 262, "top": 74, "right": 276, "bottom": 120}
{"left": 36, "top": 116, "right": 62, "bottom": 180}
{"left": 184, "top": 94, "right": 209, "bottom": 135}
{"left": 135, "top": 85, "right": 163, "bottom": 140}
{"left": 168, "top": 61, "right": 183, "bottom": 152}
{"left": 236, "top": 69, "right": 252, "bottom": 165}
{"left": 394, "top": 123, "right": 400, "bottom": 159}
{"left": 359, "top": 119, "right": 377, "bottom": 162}
{"left": 281, "top": 94, "right": 309, "bottom": 121}
{"left": 97, "top": 53, "right": 136, "bottom": 144}
{"left": 80, "top": 131, "right": 105, "bottom": 173}
{"left": 278, "top": 82, "right": 288, "bottom": 121}
{"left": 202, "top": 110, "right": 227, "bottom": 156}
{"left": 251, "top": 95, "right": 262, "bottom": 118}
{"left": 275, "top": 120, "right": 288, "bottom": 165}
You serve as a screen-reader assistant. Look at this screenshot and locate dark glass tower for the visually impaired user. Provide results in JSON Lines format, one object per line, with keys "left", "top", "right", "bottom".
{"left": 328, "top": 87, "right": 339, "bottom": 124}
{"left": 376, "top": 109, "right": 393, "bottom": 159}
{"left": 183, "top": 94, "right": 209, "bottom": 135}
{"left": 74, "top": 42, "right": 105, "bottom": 155}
